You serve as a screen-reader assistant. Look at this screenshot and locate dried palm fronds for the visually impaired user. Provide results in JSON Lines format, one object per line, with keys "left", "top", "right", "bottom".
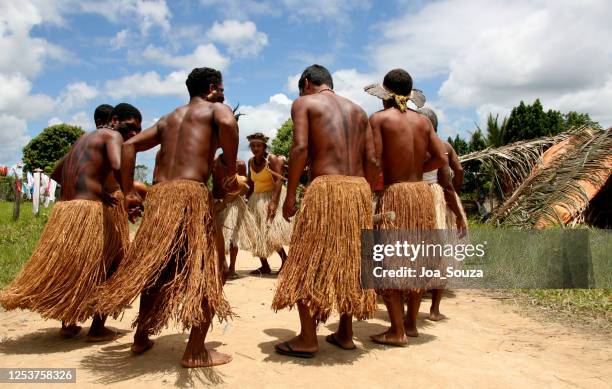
{"left": 459, "top": 131, "right": 570, "bottom": 191}
{"left": 489, "top": 126, "right": 611, "bottom": 228}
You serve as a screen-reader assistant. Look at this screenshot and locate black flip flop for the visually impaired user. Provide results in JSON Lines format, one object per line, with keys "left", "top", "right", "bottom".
{"left": 325, "top": 334, "right": 357, "bottom": 350}
{"left": 274, "top": 341, "right": 315, "bottom": 358}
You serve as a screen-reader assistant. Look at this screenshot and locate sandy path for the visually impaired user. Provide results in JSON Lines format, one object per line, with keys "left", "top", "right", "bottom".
{"left": 0, "top": 250, "right": 610, "bottom": 388}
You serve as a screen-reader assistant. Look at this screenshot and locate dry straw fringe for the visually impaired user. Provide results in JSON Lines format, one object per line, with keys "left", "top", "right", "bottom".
{"left": 377, "top": 182, "right": 436, "bottom": 293}
{"left": 248, "top": 186, "right": 293, "bottom": 258}
{"left": 0, "top": 199, "right": 123, "bottom": 323}
{"left": 429, "top": 183, "right": 447, "bottom": 229}
{"left": 217, "top": 196, "right": 258, "bottom": 252}
{"left": 94, "top": 180, "right": 231, "bottom": 334}
{"left": 105, "top": 190, "right": 130, "bottom": 269}
{"left": 272, "top": 175, "right": 376, "bottom": 323}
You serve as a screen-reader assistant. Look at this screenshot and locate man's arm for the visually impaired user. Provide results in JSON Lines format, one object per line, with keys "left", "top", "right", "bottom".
{"left": 237, "top": 160, "right": 247, "bottom": 177}
{"left": 423, "top": 124, "right": 448, "bottom": 172}
{"left": 364, "top": 113, "right": 382, "bottom": 186}
{"left": 438, "top": 165, "right": 466, "bottom": 235}
{"left": 283, "top": 98, "right": 309, "bottom": 220}
{"left": 246, "top": 158, "right": 255, "bottom": 199}
{"left": 446, "top": 143, "right": 464, "bottom": 193}
{"left": 267, "top": 154, "right": 284, "bottom": 220}
{"left": 214, "top": 103, "right": 239, "bottom": 179}
{"left": 121, "top": 120, "right": 162, "bottom": 196}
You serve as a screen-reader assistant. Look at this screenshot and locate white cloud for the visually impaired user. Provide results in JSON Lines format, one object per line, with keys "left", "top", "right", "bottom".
{"left": 56, "top": 82, "right": 99, "bottom": 113}
{"left": 373, "top": 0, "right": 612, "bottom": 127}
{"left": 0, "top": 1, "right": 69, "bottom": 78}
{"left": 48, "top": 111, "right": 94, "bottom": 132}
{"left": 0, "top": 73, "right": 54, "bottom": 120}
{"left": 239, "top": 93, "right": 293, "bottom": 139}
{"left": 140, "top": 44, "right": 230, "bottom": 70}
{"left": 281, "top": 0, "right": 371, "bottom": 22}
{"left": 0, "top": 114, "right": 30, "bottom": 166}
{"left": 110, "top": 29, "right": 130, "bottom": 50}
{"left": 78, "top": 0, "right": 171, "bottom": 36}
{"left": 207, "top": 20, "right": 268, "bottom": 57}
{"left": 105, "top": 70, "right": 187, "bottom": 98}
{"left": 199, "top": 0, "right": 279, "bottom": 20}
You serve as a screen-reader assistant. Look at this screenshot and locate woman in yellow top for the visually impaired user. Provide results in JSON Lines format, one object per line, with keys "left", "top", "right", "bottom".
{"left": 246, "top": 132, "right": 292, "bottom": 274}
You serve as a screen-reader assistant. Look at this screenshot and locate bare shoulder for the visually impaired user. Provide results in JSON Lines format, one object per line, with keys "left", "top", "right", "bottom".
{"left": 369, "top": 108, "right": 392, "bottom": 125}
{"left": 212, "top": 102, "right": 233, "bottom": 115}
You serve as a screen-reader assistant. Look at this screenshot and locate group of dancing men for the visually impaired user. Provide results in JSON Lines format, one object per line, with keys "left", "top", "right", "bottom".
{"left": 0, "top": 64, "right": 467, "bottom": 367}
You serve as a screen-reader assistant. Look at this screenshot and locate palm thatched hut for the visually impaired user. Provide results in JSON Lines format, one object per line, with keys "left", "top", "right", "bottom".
{"left": 459, "top": 126, "right": 611, "bottom": 228}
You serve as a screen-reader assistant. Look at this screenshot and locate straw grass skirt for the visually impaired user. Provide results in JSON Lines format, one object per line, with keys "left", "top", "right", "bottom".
{"left": 248, "top": 186, "right": 293, "bottom": 258}
{"left": 272, "top": 175, "right": 376, "bottom": 323}
{"left": 429, "top": 183, "right": 447, "bottom": 229}
{"left": 0, "top": 198, "right": 125, "bottom": 323}
{"left": 377, "top": 181, "right": 437, "bottom": 294}
{"left": 217, "top": 196, "right": 258, "bottom": 252}
{"left": 95, "top": 180, "right": 231, "bottom": 333}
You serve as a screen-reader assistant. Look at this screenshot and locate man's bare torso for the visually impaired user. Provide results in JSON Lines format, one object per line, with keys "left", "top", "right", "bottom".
{"left": 153, "top": 99, "right": 220, "bottom": 184}
{"left": 301, "top": 92, "right": 369, "bottom": 179}
{"left": 59, "top": 129, "right": 118, "bottom": 201}
{"left": 212, "top": 157, "right": 246, "bottom": 199}
{"left": 372, "top": 108, "right": 434, "bottom": 184}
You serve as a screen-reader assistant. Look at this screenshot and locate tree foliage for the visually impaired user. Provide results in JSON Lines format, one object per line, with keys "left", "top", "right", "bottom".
{"left": 468, "top": 128, "right": 487, "bottom": 153}
{"left": 503, "top": 99, "right": 565, "bottom": 144}
{"left": 270, "top": 119, "right": 293, "bottom": 158}
{"left": 448, "top": 135, "right": 469, "bottom": 155}
{"left": 22, "top": 124, "right": 84, "bottom": 174}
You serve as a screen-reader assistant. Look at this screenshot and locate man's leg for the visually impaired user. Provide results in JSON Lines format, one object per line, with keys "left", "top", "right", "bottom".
{"left": 429, "top": 289, "right": 446, "bottom": 321}
{"left": 85, "top": 314, "right": 118, "bottom": 342}
{"left": 181, "top": 300, "right": 232, "bottom": 368}
{"left": 370, "top": 292, "right": 408, "bottom": 346}
{"left": 131, "top": 285, "right": 159, "bottom": 354}
{"left": 404, "top": 289, "right": 422, "bottom": 337}
{"left": 227, "top": 243, "right": 239, "bottom": 279}
{"left": 276, "top": 248, "right": 288, "bottom": 273}
{"left": 251, "top": 258, "right": 272, "bottom": 275}
{"left": 275, "top": 300, "right": 319, "bottom": 355}
{"left": 327, "top": 314, "right": 356, "bottom": 350}
{"left": 59, "top": 322, "right": 82, "bottom": 338}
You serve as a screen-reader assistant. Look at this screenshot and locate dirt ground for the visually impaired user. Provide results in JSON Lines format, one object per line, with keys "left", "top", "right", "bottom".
{"left": 0, "top": 250, "right": 610, "bottom": 388}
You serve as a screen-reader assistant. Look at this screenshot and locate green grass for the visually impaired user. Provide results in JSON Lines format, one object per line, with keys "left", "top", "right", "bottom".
{"left": 0, "top": 201, "right": 53, "bottom": 287}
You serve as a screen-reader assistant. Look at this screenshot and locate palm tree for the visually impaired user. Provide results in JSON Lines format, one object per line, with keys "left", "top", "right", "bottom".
{"left": 485, "top": 113, "right": 507, "bottom": 147}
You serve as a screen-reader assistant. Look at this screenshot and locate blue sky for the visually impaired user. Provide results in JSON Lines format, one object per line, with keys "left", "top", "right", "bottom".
{"left": 1, "top": 0, "right": 611, "bottom": 175}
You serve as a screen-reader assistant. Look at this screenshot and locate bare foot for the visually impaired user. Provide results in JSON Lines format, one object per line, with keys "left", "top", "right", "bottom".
{"left": 404, "top": 318, "right": 419, "bottom": 337}
{"left": 250, "top": 266, "right": 272, "bottom": 275}
{"left": 59, "top": 325, "right": 82, "bottom": 338}
{"left": 326, "top": 333, "right": 356, "bottom": 350}
{"left": 181, "top": 349, "right": 232, "bottom": 368}
{"left": 131, "top": 339, "right": 155, "bottom": 354}
{"left": 370, "top": 330, "right": 408, "bottom": 347}
{"left": 86, "top": 327, "right": 118, "bottom": 342}
{"left": 428, "top": 311, "right": 447, "bottom": 321}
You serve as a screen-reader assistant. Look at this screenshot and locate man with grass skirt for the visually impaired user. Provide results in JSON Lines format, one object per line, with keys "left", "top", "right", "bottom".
{"left": 364, "top": 69, "right": 448, "bottom": 346}
{"left": 0, "top": 103, "right": 142, "bottom": 342}
{"left": 212, "top": 155, "right": 257, "bottom": 279}
{"left": 271, "top": 64, "right": 380, "bottom": 358}
{"left": 419, "top": 107, "right": 467, "bottom": 322}
{"left": 94, "top": 67, "right": 245, "bottom": 368}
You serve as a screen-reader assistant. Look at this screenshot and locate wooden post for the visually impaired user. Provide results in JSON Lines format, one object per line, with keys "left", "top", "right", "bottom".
{"left": 12, "top": 178, "right": 21, "bottom": 221}
{"left": 33, "top": 168, "right": 42, "bottom": 216}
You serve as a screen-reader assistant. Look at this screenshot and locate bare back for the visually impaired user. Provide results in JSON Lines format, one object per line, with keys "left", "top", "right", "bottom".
{"left": 370, "top": 108, "right": 446, "bottom": 185}
{"left": 299, "top": 92, "right": 369, "bottom": 179}
{"left": 58, "top": 129, "right": 122, "bottom": 201}
{"left": 153, "top": 100, "right": 220, "bottom": 184}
